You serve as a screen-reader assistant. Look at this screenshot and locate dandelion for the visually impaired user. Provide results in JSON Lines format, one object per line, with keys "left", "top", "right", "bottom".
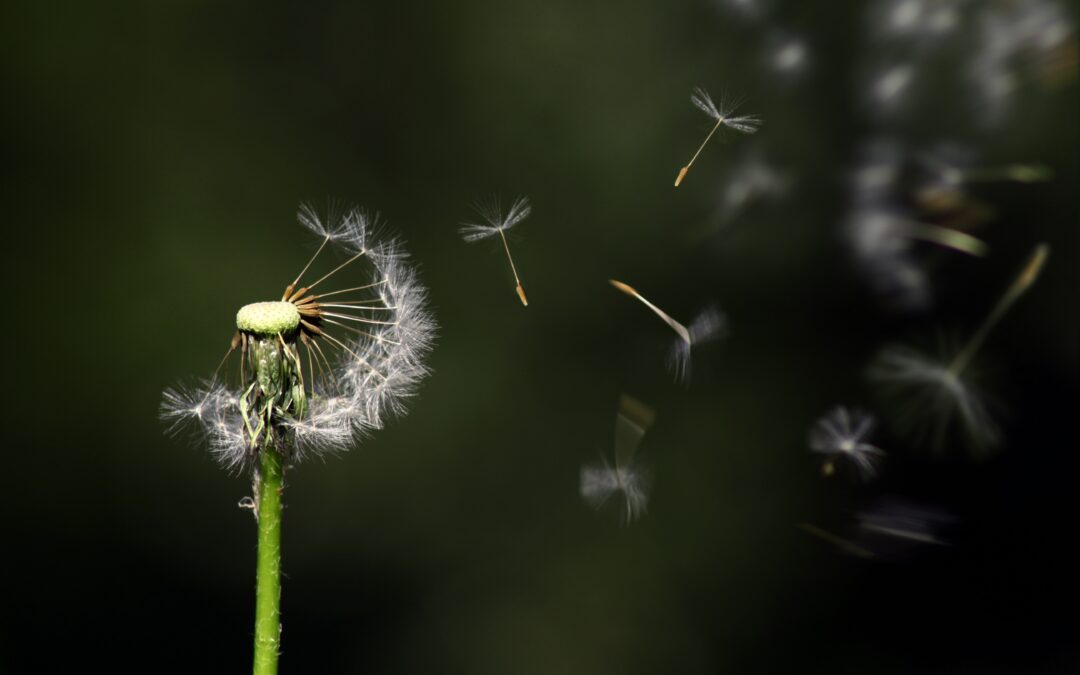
{"left": 668, "top": 307, "right": 727, "bottom": 384}
{"left": 766, "top": 33, "right": 810, "bottom": 78}
{"left": 675, "top": 88, "right": 761, "bottom": 187}
{"left": 609, "top": 279, "right": 726, "bottom": 383}
{"left": 714, "top": 149, "right": 791, "bottom": 226}
{"left": 459, "top": 195, "right": 532, "bottom": 306}
{"left": 857, "top": 498, "right": 951, "bottom": 546}
{"left": 808, "top": 406, "right": 886, "bottom": 481}
{"left": 869, "top": 243, "right": 1049, "bottom": 454}
{"left": 800, "top": 498, "right": 952, "bottom": 559}
{"left": 160, "top": 203, "right": 435, "bottom": 674}
{"left": 581, "top": 395, "right": 656, "bottom": 524}
{"left": 870, "top": 63, "right": 915, "bottom": 109}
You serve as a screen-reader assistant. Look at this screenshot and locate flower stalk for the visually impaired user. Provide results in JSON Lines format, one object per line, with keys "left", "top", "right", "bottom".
{"left": 253, "top": 445, "right": 284, "bottom": 675}
{"left": 240, "top": 328, "right": 304, "bottom": 675}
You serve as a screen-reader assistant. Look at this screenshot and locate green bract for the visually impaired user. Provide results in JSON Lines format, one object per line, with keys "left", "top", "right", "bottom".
{"left": 236, "top": 301, "right": 301, "bottom": 336}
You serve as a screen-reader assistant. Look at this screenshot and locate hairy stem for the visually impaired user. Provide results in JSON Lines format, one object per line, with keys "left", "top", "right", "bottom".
{"left": 253, "top": 447, "right": 284, "bottom": 675}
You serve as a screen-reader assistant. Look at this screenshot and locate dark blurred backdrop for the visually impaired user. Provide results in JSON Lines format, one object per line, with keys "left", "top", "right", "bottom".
{"left": 3, "top": 1, "right": 1078, "bottom": 673}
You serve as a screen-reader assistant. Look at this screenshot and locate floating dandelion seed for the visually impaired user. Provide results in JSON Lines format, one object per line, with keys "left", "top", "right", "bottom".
{"left": 850, "top": 207, "right": 989, "bottom": 261}
{"left": 869, "top": 343, "right": 1000, "bottom": 450}
{"left": 609, "top": 279, "right": 726, "bottom": 383}
{"left": 871, "top": 63, "right": 915, "bottom": 109}
{"left": 869, "top": 243, "right": 1049, "bottom": 454}
{"left": 581, "top": 395, "right": 656, "bottom": 524}
{"left": 914, "top": 148, "right": 1050, "bottom": 225}
{"left": 675, "top": 88, "right": 761, "bottom": 187}
{"left": 766, "top": 32, "right": 810, "bottom": 79}
{"left": 809, "top": 407, "right": 887, "bottom": 481}
{"left": 773, "top": 39, "right": 808, "bottom": 72}
{"left": 460, "top": 196, "right": 532, "bottom": 306}
{"left": 160, "top": 203, "right": 435, "bottom": 674}
{"left": 800, "top": 498, "right": 952, "bottom": 560}
{"left": 858, "top": 498, "right": 952, "bottom": 547}
{"left": 668, "top": 307, "right": 726, "bottom": 383}
{"left": 714, "top": 149, "right": 791, "bottom": 227}
{"left": 918, "top": 149, "right": 1052, "bottom": 195}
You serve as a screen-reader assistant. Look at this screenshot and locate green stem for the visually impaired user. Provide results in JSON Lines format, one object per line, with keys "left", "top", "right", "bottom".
{"left": 253, "top": 447, "right": 284, "bottom": 675}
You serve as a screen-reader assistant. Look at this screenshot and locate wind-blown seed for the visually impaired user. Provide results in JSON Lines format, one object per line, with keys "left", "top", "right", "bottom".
{"left": 580, "top": 395, "right": 656, "bottom": 525}
{"left": 675, "top": 88, "right": 761, "bottom": 187}
{"left": 610, "top": 279, "right": 726, "bottom": 384}
{"left": 459, "top": 195, "right": 533, "bottom": 306}
{"left": 808, "top": 406, "right": 886, "bottom": 481}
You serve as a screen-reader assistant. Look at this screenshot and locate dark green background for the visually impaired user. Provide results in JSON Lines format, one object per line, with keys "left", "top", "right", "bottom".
{"left": 4, "top": 1, "right": 1078, "bottom": 673}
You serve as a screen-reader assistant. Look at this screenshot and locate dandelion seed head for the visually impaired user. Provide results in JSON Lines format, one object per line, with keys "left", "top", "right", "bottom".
{"left": 162, "top": 204, "right": 436, "bottom": 472}
{"left": 236, "top": 301, "right": 301, "bottom": 335}
{"left": 809, "top": 406, "right": 886, "bottom": 481}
